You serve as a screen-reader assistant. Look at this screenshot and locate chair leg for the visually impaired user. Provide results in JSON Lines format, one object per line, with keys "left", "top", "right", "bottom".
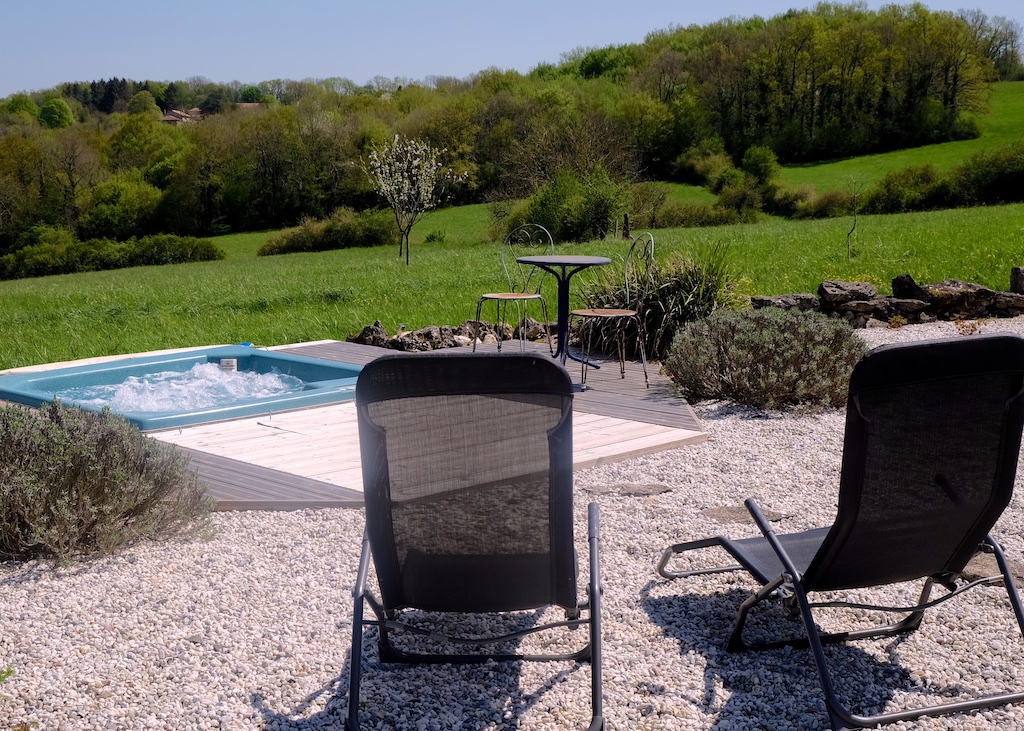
{"left": 346, "top": 534, "right": 373, "bottom": 731}
{"left": 730, "top": 578, "right": 934, "bottom": 653}
{"left": 616, "top": 327, "right": 626, "bottom": 379}
{"left": 580, "top": 317, "right": 594, "bottom": 390}
{"left": 635, "top": 318, "right": 649, "bottom": 388}
{"left": 726, "top": 575, "right": 787, "bottom": 652}
{"left": 496, "top": 300, "right": 505, "bottom": 352}
{"left": 738, "top": 561, "right": 1024, "bottom": 730}
{"left": 784, "top": 573, "right": 940, "bottom": 730}
{"left": 515, "top": 300, "right": 527, "bottom": 352}
{"left": 587, "top": 502, "right": 605, "bottom": 730}
{"left": 990, "top": 535, "right": 1024, "bottom": 634}
{"left": 539, "top": 298, "right": 554, "bottom": 355}
{"left": 473, "top": 300, "right": 484, "bottom": 352}
{"left": 347, "top": 595, "right": 365, "bottom": 731}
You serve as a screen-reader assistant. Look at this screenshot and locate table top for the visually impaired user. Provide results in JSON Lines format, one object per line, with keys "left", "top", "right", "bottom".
{"left": 517, "top": 255, "right": 612, "bottom": 267}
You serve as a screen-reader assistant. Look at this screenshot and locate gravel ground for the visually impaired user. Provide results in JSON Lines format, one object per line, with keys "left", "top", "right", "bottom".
{"left": 5, "top": 319, "right": 1024, "bottom": 730}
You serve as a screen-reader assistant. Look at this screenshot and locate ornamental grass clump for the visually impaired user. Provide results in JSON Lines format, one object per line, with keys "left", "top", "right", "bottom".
{"left": 578, "top": 241, "right": 743, "bottom": 361}
{"left": 665, "top": 308, "right": 868, "bottom": 410}
{"left": 0, "top": 401, "right": 214, "bottom": 562}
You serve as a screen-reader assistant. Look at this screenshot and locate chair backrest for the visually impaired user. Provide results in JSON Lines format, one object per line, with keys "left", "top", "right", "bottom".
{"left": 501, "top": 224, "right": 554, "bottom": 294}
{"left": 803, "top": 334, "right": 1024, "bottom": 592}
{"left": 623, "top": 232, "right": 655, "bottom": 309}
{"left": 355, "top": 351, "right": 577, "bottom": 613}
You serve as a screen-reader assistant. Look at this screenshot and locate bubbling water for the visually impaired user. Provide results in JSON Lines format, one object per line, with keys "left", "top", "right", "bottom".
{"left": 57, "top": 362, "right": 306, "bottom": 413}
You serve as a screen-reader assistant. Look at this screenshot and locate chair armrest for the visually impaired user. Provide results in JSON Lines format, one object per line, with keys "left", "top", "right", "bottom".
{"left": 745, "top": 497, "right": 803, "bottom": 581}
{"left": 353, "top": 529, "right": 372, "bottom": 598}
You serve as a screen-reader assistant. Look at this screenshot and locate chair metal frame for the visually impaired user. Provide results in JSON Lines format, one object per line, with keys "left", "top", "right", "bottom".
{"left": 657, "top": 334, "right": 1024, "bottom": 730}
{"left": 347, "top": 352, "right": 604, "bottom": 731}
{"left": 474, "top": 224, "right": 554, "bottom": 353}
{"left": 568, "top": 232, "right": 653, "bottom": 389}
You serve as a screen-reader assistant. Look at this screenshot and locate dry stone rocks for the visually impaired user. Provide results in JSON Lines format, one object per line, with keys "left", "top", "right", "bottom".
{"left": 347, "top": 319, "right": 550, "bottom": 351}
{"left": 755, "top": 271, "right": 1024, "bottom": 327}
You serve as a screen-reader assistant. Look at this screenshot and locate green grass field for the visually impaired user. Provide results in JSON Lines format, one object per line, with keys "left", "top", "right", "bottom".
{"left": 779, "top": 81, "right": 1024, "bottom": 193}
{"left": 663, "top": 182, "right": 719, "bottom": 204}
{"left": 2, "top": 200, "right": 1023, "bottom": 372}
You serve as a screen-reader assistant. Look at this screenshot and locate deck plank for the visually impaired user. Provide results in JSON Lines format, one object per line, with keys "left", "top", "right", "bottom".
{"left": 154, "top": 340, "right": 707, "bottom": 510}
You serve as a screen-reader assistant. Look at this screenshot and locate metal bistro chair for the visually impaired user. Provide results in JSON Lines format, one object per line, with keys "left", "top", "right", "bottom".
{"left": 569, "top": 232, "right": 653, "bottom": 389}
{"left": 473, "top": 224, "right": 554, "bottom": 353}
{"left": 348, "top": 352, "right": 604, "bottom": 731}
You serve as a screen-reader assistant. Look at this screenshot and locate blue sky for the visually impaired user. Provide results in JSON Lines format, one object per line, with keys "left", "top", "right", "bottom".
{"left": 2, "top": 0, "right": 1022, "bottom": 98}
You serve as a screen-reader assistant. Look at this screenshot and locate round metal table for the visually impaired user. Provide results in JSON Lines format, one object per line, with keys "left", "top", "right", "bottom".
{"left": 516, "top": 255, "right": 611, "bottom": 364}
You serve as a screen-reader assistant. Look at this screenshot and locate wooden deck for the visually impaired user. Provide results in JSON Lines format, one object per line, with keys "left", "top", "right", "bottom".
{"left": 152, "top": 340, "right": 707, "bottom": 510}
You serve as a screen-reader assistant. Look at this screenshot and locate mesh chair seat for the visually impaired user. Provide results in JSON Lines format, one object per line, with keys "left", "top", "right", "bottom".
{"left": 717, "top": 528, "right": 831, "bottom": 585}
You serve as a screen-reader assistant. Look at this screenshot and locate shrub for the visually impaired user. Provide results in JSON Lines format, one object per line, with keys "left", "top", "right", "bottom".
{"left": 258, "top": 207, "right": 397, "bottom": 255}
{"left": 127, "top": 234, "right": 225, "bottom": 266}
{"left": 674, "top": 137, "right": 733, "bottom": 186}
{"left": 664, "top": 308, "right": 868, "bottom": 410}
{"left": 710, "top": 165, "right": 748, "bottom": 195}
{"left": 765, "top": 185, "right": 812, "bottom": 218}
{"left": 740, "top": 145, "right": 780, "bottom": 185}
{"left": 793, "top": 188, "right": 853, "bottom": 219}
{"left": 510, "top": 167, "right": 629, "bottom": 242}
{"left": 0, "top": 233, "right": 224, "bottom": 280}
{"left": 655, "top": 201, "right": 740, "bottom": 229}
{"left": 716, "top": 176, "right": 764, "bottom": 220}
{"left": 577, "top": 241, "right": 744, "bottom": 361}
{"left": 950, "top": 140, "right": 1024, "bottom": 206}
{"left": 863, "top": 164, "right": 953, "bottom": 214}
{"left": 0, "top": 401, "right": 214, "bottom": 561}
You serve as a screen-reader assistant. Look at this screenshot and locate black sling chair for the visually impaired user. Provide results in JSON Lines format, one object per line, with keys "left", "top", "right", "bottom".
{"left": 657, "top": 334, "right": 1024, "bottom": 730}
{"left": 348, "top": 352, "right": 604, "bottom": 731}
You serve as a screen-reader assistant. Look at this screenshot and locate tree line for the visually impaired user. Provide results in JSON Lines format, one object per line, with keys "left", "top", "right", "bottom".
{"left": 0, "top": 2, "right": 1020, "bottom": 251}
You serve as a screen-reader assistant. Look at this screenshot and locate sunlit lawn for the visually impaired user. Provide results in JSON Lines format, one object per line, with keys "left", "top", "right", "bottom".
{"left": 2, "top": 201, "right": 1023, "bottom": 371}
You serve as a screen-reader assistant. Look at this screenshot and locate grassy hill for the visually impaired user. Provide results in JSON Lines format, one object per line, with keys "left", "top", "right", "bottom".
{"left": 779, "top": 81, "right": 1024, "bottom": 193}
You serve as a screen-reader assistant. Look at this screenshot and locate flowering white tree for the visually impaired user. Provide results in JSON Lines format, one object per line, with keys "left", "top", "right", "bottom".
{"left": 364, "top": 135, "right": 462, "bottom": 265}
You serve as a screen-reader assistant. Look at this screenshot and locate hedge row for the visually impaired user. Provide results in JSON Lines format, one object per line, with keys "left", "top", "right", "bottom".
{"left": 258, "top": 207, "right": 396, "bottom": 256}
{"left": 0, "top": 231, "right": 225, "bottom": 280}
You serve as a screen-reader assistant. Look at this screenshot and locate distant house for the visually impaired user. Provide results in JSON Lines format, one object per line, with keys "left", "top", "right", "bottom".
{"left": 161, "top": 109, "right": 195, "bottom": 125}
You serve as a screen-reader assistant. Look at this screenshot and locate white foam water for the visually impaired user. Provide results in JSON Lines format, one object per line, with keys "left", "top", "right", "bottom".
{"left": 56, "top": 362, "right": 306, "bottom": 413}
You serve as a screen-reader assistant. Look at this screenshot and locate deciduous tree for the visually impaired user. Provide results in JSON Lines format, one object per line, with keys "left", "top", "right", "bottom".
{"left": 363, "top": 135, "right": 463, "bottom": 264}
{"left": 4, "top": 93, "right": 39, "bottom": 119}
{"left": 127, "top": 91, "right": 161, "bottom": 118}
{"left": 38, "top": 98, "right": 74, "bottom": 129}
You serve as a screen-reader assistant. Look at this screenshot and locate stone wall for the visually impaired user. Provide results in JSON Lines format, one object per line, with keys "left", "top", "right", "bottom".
{"left": 347, "top": 318, "right": 549, "bottom": 351}
{"left": 751, "top": 269, "right": 1024, "bottom": 328}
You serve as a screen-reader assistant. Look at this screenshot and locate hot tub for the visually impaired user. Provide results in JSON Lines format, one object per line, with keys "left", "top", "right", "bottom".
{"left": 0, "top": 345, "right": 362, "bottom": 431}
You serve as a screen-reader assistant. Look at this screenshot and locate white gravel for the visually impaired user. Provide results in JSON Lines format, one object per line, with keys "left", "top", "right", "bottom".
{"left": 5, "top": 318, "right": 1024, "bottom": 730}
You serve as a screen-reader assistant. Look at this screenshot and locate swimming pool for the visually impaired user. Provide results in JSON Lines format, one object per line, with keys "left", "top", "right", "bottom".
{"left": 0, "top": 345, "right": 362, "bottom": 431}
